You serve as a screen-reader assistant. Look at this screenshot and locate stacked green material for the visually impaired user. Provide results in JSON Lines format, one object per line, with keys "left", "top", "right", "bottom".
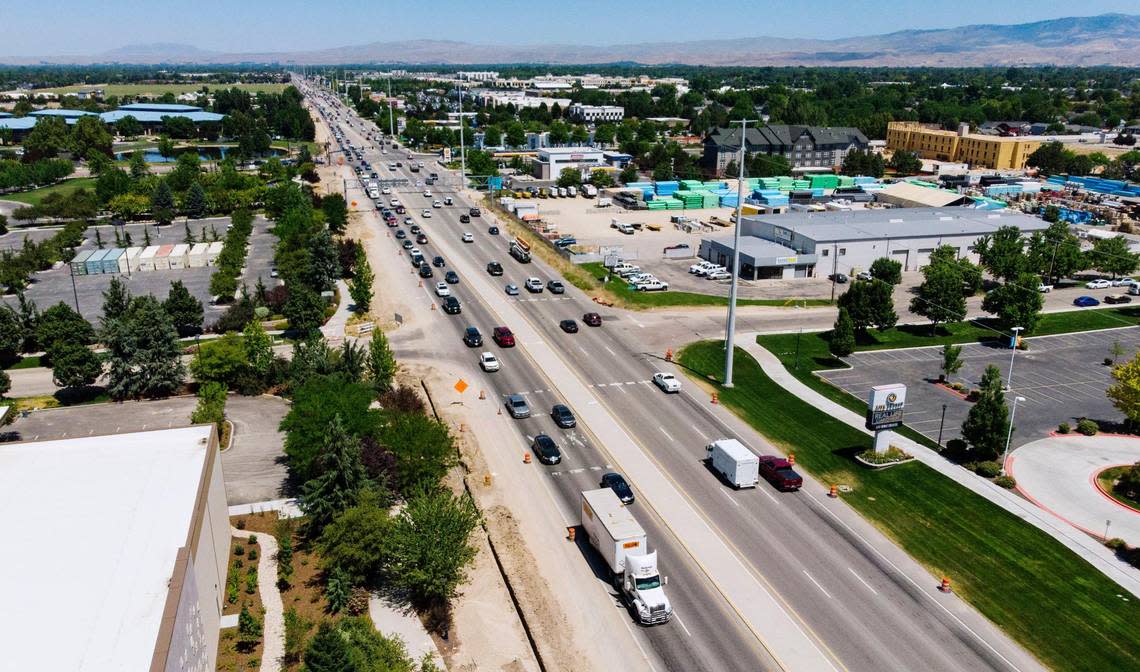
{"left": 681, "top": 180, "right": 704, "bottom": 191}
{"left": 809, "top": 174, "right": 839, "bottom": 189}
{"left": 792, "top": 179, "right": 810, "bottom": 190}
{"left": 777, "top": 177, "right": 795, "bottom": 190}
{"left": 673, "top": 191, "right": 705, "bottom": 208}
{"left": 838, "top": 175, "right": 855, "bottom": 188}
{"left": 646, "top": 200, "right": 668, "bottom": 210}
{"left": 757, "top": 177, "right": 781, "bottom": 190}
{"left": 702, "top": 192, "right": 720, "bottom": 208}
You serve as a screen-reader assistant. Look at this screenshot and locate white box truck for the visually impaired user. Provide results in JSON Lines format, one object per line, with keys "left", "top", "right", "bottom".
{"left": 706, "top": 439, "right": 759, "bottom": 489}
{"left": 580, "top": 489, "right": 673, "bottom": 625}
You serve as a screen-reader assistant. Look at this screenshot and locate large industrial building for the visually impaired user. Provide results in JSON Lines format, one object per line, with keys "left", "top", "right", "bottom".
{"left": 532, "top": 146, "right": 606, "bottom": 179}
{"left": 0, "top": 425, "right": 228, "bottom": 672}
{"left": 703, "top": 124, "right": 869, "bottom": 175}
{"left": 699, "top": 207, "right": 1049, "bottom": 279}
{"left": 0, "top": 103, "right": 224, "bottom": 140}
{"left": 886, "top": 121, "right": 1042, "bottom": 170}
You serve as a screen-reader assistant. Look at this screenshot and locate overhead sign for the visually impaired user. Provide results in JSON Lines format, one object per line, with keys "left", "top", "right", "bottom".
{"left": 866, "top": 383, "right": 906, "bottom": 431}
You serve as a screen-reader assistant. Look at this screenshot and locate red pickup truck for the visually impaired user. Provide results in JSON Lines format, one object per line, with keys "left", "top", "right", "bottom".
{"left": 757, "top": 456, "right": 803, "bottom": 492}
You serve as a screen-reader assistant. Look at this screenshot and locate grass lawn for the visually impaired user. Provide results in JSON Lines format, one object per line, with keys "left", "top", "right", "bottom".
{"left": 42, "top": 82, "right": 288, "bottom": 97}
{"left": 2, "top": 177, "right": 98, "bottom": 206}
{"left": 5, "top": 356, "right": 41, "bottom": 370}
{"left": 678, "top": 340, "right": 1140, "bottom": 672}
{"left": 579, "top": 262, "right": 831, "bottom": 309}
{"left": 1097, "top": 466, "right": 1140, "bottom": 511}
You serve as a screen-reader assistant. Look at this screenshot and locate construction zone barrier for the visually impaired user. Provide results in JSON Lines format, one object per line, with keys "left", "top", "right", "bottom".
{"left": 567, "top": 526, "right": 576, "bottom": 542}
{"left": 523, "top": 452, "right": 532, "bottom": 464}
{"left": 939, "top": 577, "right": 952, "bottom": 593}
{"left": 665, "top": 348, "right": 674, "bottom": 362}
{"left": 711, "top": 392, "right": 719, "bottom": 405}
{"left": 788, "top": 453, "right": 795, "bottom": 466}
{"left": 828, "top": 484, "right": 838, "bottom": 498}
{"left": 483, "top": 473, "right": 492, "bottom": 487}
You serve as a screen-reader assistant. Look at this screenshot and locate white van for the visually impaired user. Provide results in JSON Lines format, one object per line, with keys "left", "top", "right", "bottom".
{"left": 706, "top": 439, "right": 759, "bottom": 489}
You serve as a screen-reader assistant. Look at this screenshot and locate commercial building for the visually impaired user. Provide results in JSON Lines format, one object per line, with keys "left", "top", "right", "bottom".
{"left": 886, "top": 121, "right": 1042, "bottom": 170}
{"left": 568, "top": 104, "right": 624, "bottom": 123}
{"left": 874, "top": 181, "right": 972, "bottom": 208}
{"left": 0, "top": 103, "right": 224, "bottom": 140}
{"left": 0, "top": 425, "right": 228, "bottom": 672}
{"left": 473, "top": 89, "right": 572, "bottom": 110}
{"left": 532, "top": 146, "right": 605, "bottom": 180}
{"left": 456, "top": 71, "right": 499, "bottom": 81}
{"left": 703, "top": 124, "right": 869, "bottom": 175}
{"left": 699, "top": 207, "right": 1049, "bottom": 278}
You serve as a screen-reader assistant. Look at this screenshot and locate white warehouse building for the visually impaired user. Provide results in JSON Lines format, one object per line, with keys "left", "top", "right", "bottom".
{"left": 568, "top": 103, "right": 624, "bottom": 123}
{"left": 532, "top": 146, "right": 606, "bottom": 180}
{"left": 699, "top": 208, "right": 1050, "bottom": 280}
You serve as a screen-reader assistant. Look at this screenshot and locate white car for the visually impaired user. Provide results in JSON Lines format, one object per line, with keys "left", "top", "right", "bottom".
{"left": 404, "top": 217, "right": 414, "bottom": 225}
{"left": 390, "top": 198, "right": 400, "bottom": 207}
{"left": 1086, "top": 279, "right": 1112, "bottom": 289}
{"left": 381, "top": 187, "right": 391, "bottom": 195}
{"left": 432, "top": 200, "right": 443, "bottom": 208}
{"left": 479, "top": 352, "right": 501, "bottom": 372}
{"left": 422, "top": 209, "right": 432, "bottom": 218}
{"left": 653, "top": 372, "right": 681, "bottom": 393}
{"left": 462, "top": 232, "right": 474, "bottom": 243}
{"left": 690, "top": 261, "right": 717, "bottom": 274}
{"left": 637, "top": 281, "right": 669, "bottom": 292}
{"left": 1112, "top": 277, "right": 1137, "bottom": 287}
{"left": 435, "top": 282, "right": 451, "bottom": 297}
{"left": 707, "top": 270, "right": 733, "bottom": 280}
{"left": 410, "top": 248, "right": 422, "bottom": 257}
{"left": 524, "top": 277, "right": 544, "bottom": 293}
{"left": 423, "top": 190, "right": 432, "bottom": 198}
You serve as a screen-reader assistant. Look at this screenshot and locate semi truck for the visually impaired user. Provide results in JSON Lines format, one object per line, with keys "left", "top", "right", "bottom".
{"left": 706, "top": 438, "right": 759, "bottom": 488}
{"left": 580, "top": 489, "right": 673, "bottom": 625}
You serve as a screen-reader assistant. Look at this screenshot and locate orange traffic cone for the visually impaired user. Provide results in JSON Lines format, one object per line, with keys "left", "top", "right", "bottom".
{"left": 523, "top": 452, "right": 532, "bottom": 464}
{"left": 567, "top": 526, "right": 576, "bottom": 541}
{"left": 479, "top": 389, "right": 486, "bottom": 400}
{"left": 788, "top": 453, "right": 796, "bottom": 466}
{"left": 665, "top": 348, "right": 674, "bottom": 362}
{"left": 711, "top": 392, "right": 719, "bottom": 404}
{"left": 939, "top": 577, "right": 952, "bottom": 593}
{"left": 828, "top": 484, "right": 838, "bottom": 498}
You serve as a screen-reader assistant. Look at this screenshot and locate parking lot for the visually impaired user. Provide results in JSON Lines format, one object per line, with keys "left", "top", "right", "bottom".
{"left": 819, "top": 326, "right": 1140, "bottom": 448}
{"left": 1, "top": 216, "right": 277, "bottom": 325}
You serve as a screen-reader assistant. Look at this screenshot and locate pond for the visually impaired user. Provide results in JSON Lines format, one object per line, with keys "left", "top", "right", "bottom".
{"left": 114, "top": 146, "right": 284, "bottom": 163}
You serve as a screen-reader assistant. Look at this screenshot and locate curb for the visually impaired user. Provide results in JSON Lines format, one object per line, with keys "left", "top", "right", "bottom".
{"left": 1091, "top": 465, "right": 1140, "bottom": 515}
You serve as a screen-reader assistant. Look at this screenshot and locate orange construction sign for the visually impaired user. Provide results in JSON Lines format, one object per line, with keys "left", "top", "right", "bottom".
{"left": 454, "top": 378, "right": 469, "bottom": 394}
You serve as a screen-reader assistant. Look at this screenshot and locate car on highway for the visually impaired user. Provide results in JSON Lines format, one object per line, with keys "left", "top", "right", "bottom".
{"left": 410, "top": 224, "right": 421, "bottom": 234}
{"left": 432, "top": 200, "right": 443, "bottom": 208}
{"left": 559, "top": 319, "right": 579, "bottom": 333}
{"left": 462, "top": 232, "right": 474, "bottom": 243}
{"left": 757, "top": 456, "right": 803, "bottom": 492}
{"left": 493, "top": 326, "right": 516, "bottom": 347}
{"left": 479, "top": 352, "right": 500, "bottom": 372}
{"left": 600, "top": 472, "right": 634, "bottom": 504}
{"left": 404, "top": 217, "right": 414, "bottom": 226}
{"left": 469, "top": 207, "right": 481, "bottom": 217}
{"left": 1105, "top": 294, "right": 1132, "bottom": 304}
{"left": 460, "top": 214, "right": 471, "bottom": 223}
{"left": 432, "top": 256, "right": 446, "bottom": 267}
{"left": 416, "top": 233, "right": 428, "bottom": 244}
{"left": 434, "top": 282, "right": 450, "bottom": 297}
{"left": 382, "top": 187, "right": 391, "bottom": 195}
{"left": 547, "top": 280, "right": 565, "bottom": 294}
{"left": 445, "top": 271, "right": 460, "bottom": 284}
{"left": 396, "top": 205, "right": 406, "bottom": 214}
{"left": 1086, "top": 279, "right": 1112, "bottom": 289}
{"left": 550, "top": 404, "right": 576, "bottom": 428}
{"left": 506, "top": 394, "right": 531, "bottom": 419}
{"left": 653, "top": 372, "right": 681, "bottom": 393}
{"left": 422, "top": 209, "right": 432, "bottom": 218}
{"left": 419, "top": 264, "right": 433, "bottom": 278}
{"left": 390, "top": 198, "right": 400, "bottom": 207}
{"left": 395, "top": 229, "right": 407, "bottom": 239}
{"left": 505, "top": 283, "right": 519, "bottom": 295}
{"left": 530, "top": 434, "right": 562, "bottom": 464}
{"left": 583, "top": 312, "right": 602, "bottom": 327}
{"left": 486, "top": 261, "right": 504, "bottom": 276}
{"left": 442, "top": 296, "right": 461, "bottom": 314}
{"left": 463, "top": 326, "right": 483, "bottom": 347}
{"left": 401, "top": 240, "right": 413, "bottom": 249}
{"left": 423, "top": 189, "right": 432, "bottom": 198}
{"left": 1073, "top": 295, "right": 1101, "bottom": 307}
{"left": 524, "top": 277, "right": 544, "bottom": 293}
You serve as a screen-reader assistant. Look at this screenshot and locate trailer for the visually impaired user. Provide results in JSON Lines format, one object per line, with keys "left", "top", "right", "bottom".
{"left": 124, "top": 247, "right": 143, "bottom": 272}
{"left": 168, "top": 244, "right": 190, "bottom": 270}
{"left": 85, "top": 248, "right": 111, "bottom": 275}
{"left": 69, "top": 249, "right": 94, "bottom": 276}
{"left": 706, "top": 439, "right": 760, "bottom": 489}
{"left": 153, "top": 244, "right": 174, "bottom": 270}
{"left": 206, "top": 241, "right": 224, "bottom": 266}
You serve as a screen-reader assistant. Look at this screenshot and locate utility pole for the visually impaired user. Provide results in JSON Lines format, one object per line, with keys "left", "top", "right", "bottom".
{"left": 387, "top": 76, "right": 395, "bottom": 139}
{"left": 723, "top": 118, "right": 757, "bottom": 388}
{"left": 458, "top": 84, "right": 467, "bottom": 187}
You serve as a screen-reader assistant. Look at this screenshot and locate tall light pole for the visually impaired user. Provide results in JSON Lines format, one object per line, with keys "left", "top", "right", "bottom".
{"left": 723, "top": 118, "right": 757, "bottom": 388}
{"left": 1001, "top": 396, "right": 1026, "bottom": 475}
{"left": 457, "top": 84, "right": 467, "bottom": 187}
{"left": 387, "top": 76, "right": 395, "bottom": 139}
{"left": 1006, "top": 326, "right": 1024, "bottom": 390}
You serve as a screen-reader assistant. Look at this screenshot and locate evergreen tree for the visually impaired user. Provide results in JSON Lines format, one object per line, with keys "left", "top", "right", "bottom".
{"left": 237, "top": 604, "right": 263, "bottom": 652}
{"left": 830, "top": 308, "right": 855, "bottom": 358}
{"left": 50, "top": 341, "right": 102, "bottom": 390}
{"left": 104, "top": 295, "right": 186, "bottom": 400}
{"left": 129, "top": 150, "right": 149, "bottom": 179}
{"left": 337, "top": 340, "right": 367, "bottom": 384}
{"left": 303, "top": 621, "right": 355, "bottom": 672}
{"left": 307, "top": 229, "right": 342, "bottom": 292}
{"left": 163, "top": 280, "right": 204, "bottom": 337}
{"left": 16, "top": 292, "right": 39, "bottom": 353}
{"left": 0, "top": 368, "right": 9, "bottom": 398}
{"left": 368, "top": 329, "right": 398, "bottom": 392}
{"left": 940, "top": 344, "right": 964, "bottom": 382}
{"left": 325, "top": 566, "right": 351, "bottom": 614}
{"left": 100, "top": 276, "right": 131, "bottom": 334}
{"left": 150, "top": 179, "right": 175, "bottom": 226}
{"left": 183, "top": 222, "right": 194, "bottom": 244}
{"left": 0, "top": 306, "right": 22, "bottom": 366}
{"left": 94, "top": 229, "right": 105, "bottom": 249}
{"left": 185, "top": 181, "right": 208, "bottom": 220}
{"left": 284, "top": 284, "right": 326, "bottom": 339}
{"left": 960, "top": 365, "right": 1009, "bottom": 460}
{"left": 347, "top": 249, "right": 373, "bottom": 314}
{"left": 300, "top": 414, "right": 370, "bottom": 531}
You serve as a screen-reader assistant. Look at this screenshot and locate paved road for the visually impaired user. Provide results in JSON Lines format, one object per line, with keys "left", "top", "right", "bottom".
{"left": 313, "top": 82, "right": 1043, "bottom": 672}
{"left": 1009, "top": 435, "right": 1140, "bottom": 547}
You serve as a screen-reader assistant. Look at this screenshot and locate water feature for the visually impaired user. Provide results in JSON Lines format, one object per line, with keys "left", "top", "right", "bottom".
{"left": 114, "top": 146, "right": 284, "bottom": 163}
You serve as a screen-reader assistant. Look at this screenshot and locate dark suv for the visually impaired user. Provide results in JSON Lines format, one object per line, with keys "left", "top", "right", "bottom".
{"left": 419, "top": 264, "right": 433, "bottom": 278}
{"left": 531, "top": 434, "right": 562, "bottom": 465}
{"left": 486, "top": 261, "right": 504, "bottom": 276}
{"left": 442, "top": 296, "right": 461, "bottom": 314}
{"left": 469, "top": 207, "right": 481, "bottom": 217}
{"left": 550, "top": 404, "right": 576, "bottom": 428}
{"left": 463, "top": 326, "right": 482, "bottom": 347}
{"left": 460, "top": 214, "right": 471, "bottom": 223}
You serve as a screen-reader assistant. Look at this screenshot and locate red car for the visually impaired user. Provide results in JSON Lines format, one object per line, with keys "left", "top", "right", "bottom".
{"left": 757, "top": 456, "right": 803, "bottom": 491}
{"left": 492, "top": 326, "right": 516, "bottom": 347}
{"left": 582, "top": 312, "right": 602, "bottom": 327}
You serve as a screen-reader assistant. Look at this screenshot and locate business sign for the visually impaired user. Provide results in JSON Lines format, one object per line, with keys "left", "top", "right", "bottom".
{"left": 488, "top": 176, "right": 504, "bottom": 190}
{"left": 866, "top": 383, "right": 906, "bottom": 431}
{"left": 443, "top": 147, "right": 453, "bottom": 162}
{"left": 776, "top": 256, "right": 799, "bottom": 264}
{"left": 570, "top": 153, "right": 584, "bottom": 160}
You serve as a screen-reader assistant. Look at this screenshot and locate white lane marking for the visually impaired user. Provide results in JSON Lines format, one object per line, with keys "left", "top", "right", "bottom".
{"left": 718, "top": 489, "right": 740, "bottom": 507}
{"left": 578, "top": 345, "right": 589, "bottom": 355}
{"left": 569, "top": 468, "right": 585, "bottom": 474}
{"left": 635, "top": 321, "right": 645, "bottom": 328}
{"left": 659, "top": 426, "right": 675, "bottom": 442}
{"left": 625, "top": 381, "right": 637, "bottom": 385}
{"left": 848, "top": 567, "right": 879, "bottom": 596}
{"left": 802, "top": 570, "right": 833, "bottom": 599}
{"left": 758, "top": 486, "right": 780, "bottom": 505}
{"left": 689, "top": 424, "right": 706, "bottom": 440}
{"left": 675, "top": 612, "right": 693, "bottom": 637}
{"left": 604, "top": 345, "right": 616, "bottom": 357}
{"left": 596, "top": 383, "right": 607, "bottom": 387}
{"left": 621, "top": 619, "right": 660, "bottom": 672}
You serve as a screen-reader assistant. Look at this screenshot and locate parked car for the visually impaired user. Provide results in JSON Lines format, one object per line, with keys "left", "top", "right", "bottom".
{"left": 442, "top": 296, "right": 461, "bottom": 314}
{"left": 1086, "top": 279, "right": 1112, "bottom": 289}
{"left": 636, "top": 280, "right": 669, "bottom": 292}
{"left": 1073, "top": 295, "right": 1101, "bottom": 307}
{"left": 462, "top": 232, "right": 474, "bottom": 243}
{"left": 434, "top": 282, "right": 450, "bottom": 297}
{"left": 1112, "top": 278, "right": 1137, "bottom": 287}
{"left": 757, "top": 456, "right": 803, "bottom": 492}
{"left": 445, "top": 271, "right": 460, "bottom": 284}
{"left": 506, "top": 394, "right": 531, "bottom": 419}
{"left": 550, "top": 404, "right": 576, "bottom": 428}
{"left": 479, "top": 351, "right": 500, "bottom": 372}
{"left": 530, "top": 434, "right": 562, "bottom": 464}
{"left": 524, "top": 277, "right": 544, "bottom": 293}
{"left": 493, "top": 326, "right": 516, "bottom": 347}
{"left": 706, "top": 270, "right": 732, "bottom": 281}
{"left": 1037, "top": 284, "right": 1053, "bottom": 293}
{"left": 653, "top": 372, "right": 681, "bottom": 393}
{"left": 600, "top": 472, "right": 634, "bottom": 504}
{"left": 463, "top": 326, "right": 482, "bottom": 347}
{"left": 855, "top": 271, "right": 873, "bottom": 281}
{"left": 559, "top": 319, "right": 579, "bottom": 333}
{"left": 829, "top": 273, "right": 849, "bottom": 283}
{"left": 487, "top": 261, "right": 504, "bottom": 276}
{"left": 582, "top": 312, "right": 602, "bottom": 327}
{"left": 1105, "top": 294, "right": 1132, "bottom": 304}
{"left": 547, "top": 280, "right": 566, "bottom": 294}
{"left": 505, "top": 283, "right": 519, "bottom": 296}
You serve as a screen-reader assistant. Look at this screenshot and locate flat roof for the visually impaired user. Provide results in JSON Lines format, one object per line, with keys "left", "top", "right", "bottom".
{"left": 707, "top": 236, "right": 801, "bottom": 260}
{"left": 743, "top": 207, "right": 1049, "bottom": 243}
{"left": 0, "top": 426, "right": 213, "bottom": 672}
{"left": 875, "top": 181, "right": 971, "bottom": 208}
{"left": 101, "top": 110, "right": 225, "bottom": 124}
{"left": 0, "top": 117, "right": 36, "bottom": 130}
{"left": 118, "top": 103, "right": 203, "bottom": 112}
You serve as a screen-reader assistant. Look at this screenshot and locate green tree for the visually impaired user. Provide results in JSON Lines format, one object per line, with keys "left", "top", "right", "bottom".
{"left": 482, "top": 125, "right": 502, "bottom": 146}
{"left": 243, "top": 320, "right": 274, "bottom": 375}
{"left": 348, "top": 249, "right": 373, "bottom": 314}
{"left": 104, "top": 295, "right": 186, "bottom": 400}
{"left": 368, "top": 329, "right": 398, "bottom": 392}
{"left": 0, "top": 369, "right": 9, "bottom": 398}
{"left": 150, "top": 179, "right": 175, "bottom": 226}
{"left": 830, "top": 307, "right": 855, "bottom": 358}
{"left": 109, "top": 193, "right": 148, "bottom": 220}
{"left": 982, "top": 272, "right": 1045, "bottom": 334}
{"left": 0, "top": 306, "right": 24, "bottom": 366}
{"left": 163, "top": 280, "right": 204, "bottom": 337}
{"left": 37, "top": 302, "right": 94, "bottom": 357}
{"left": 280, "top": 375, "right": 379, "bottom": 482}
{"left": 308, "top": 229, "right": 342, "bottom": 291}
{"left": 374, "top": 412, "right": 457, "bottom": 496}
{"left": 910, "top": 261, "right": 968, "bottom": 334}
{"left": 275, "top": 519, "right": 295, "bottom": 589}
{"left": 322, "top": 193, "right": 349, "bottom": 235}
{"left": 337, "top": 339, "right": 367, "bottom": 384}
{"left": 590, "top": 169, "right": 614, "bottom": 188}
{"left": 319, "top": 491, "right": 392, "bottom": 586}
{"left": 940, "top": 344, "right": 964, "bottom": 382}
{"left": 1026, "top": 220, "right": 1087, "bottom": 282}
{"left": 284, "top": 284, "right": 326, "bottom": 339}
{"left": 974, "top": 226, "right": 1026, "bottom": 283}
{"left": 49, "top": 341, "right": 102, "bottom": 390}
{"left": 23, "top": 117, "right": 71, "bottom": 161}
{"left": 557, "top": 167, "right": 582, "bottom": 188}
{"left": 301, "top": 414, "right": 370, "bottom": 531}
{"left": 115, "top": 115, "right": 143, "bottom": 138}
{"left": 1087, "top": 235, "right": 1140, "bottom": 279}
{"left": 869, "top": 257, "right": 902, "bottom": 285}
{"left": 837, "top": 279, "right": 897, "bottom": 333}
{"left": 619, "top": 164, "right": 639, "bottom": 184}
{"left": 129, "top": 150, "right": 149, "bottom": 179}
{"left": 71, "top": 116, "right": 113, "bottom": 158}
{"left": 385, "top": 487, "right": 480, "bottom": 610}
{"left": 156, "top": 135, "right": 176, "bottom": 160}
{"left": 190, "top": 380, "right": 226, "bottom": 434}
{"left": 237, "top": 604, "right": 262, "bottom": 652}
{"left": 184, "top": 181, "right": 208, "bottom": 220}
{"left": 190, "top": 332, "right": 248, "bottom": 387}
{"left": 888, "top": 150, "right": 922, "bottom": 175}
{"left": 960, "top": 365, "right": 1009, "bottom": 460}
{"left": 303, "top": 622, "right": 355, "bottom": 672}
{"left": 325, "top": 566, "right": 352, "bottom": 613}
{"left": 1107, "top": 353, "right": 1140, "bottom": 431}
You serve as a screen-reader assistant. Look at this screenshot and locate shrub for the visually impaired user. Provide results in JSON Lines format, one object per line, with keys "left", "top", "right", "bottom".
{"left": 283, "top": 608, "right": 309, "bottom": 664}
{"left": 973, "top": 461, "right": 1002, "bottom": 478}
{"left": 1077, "top": 418, "right": 1099, "bottom": 436}
{"left": 1058, "top": 422, "right": 1071, "bottom": 434}
{"left": 245, "top": 572, "right": 257, "bottom": 594}
{"left": 234, "top": 544, "right": 244, "bottom": 556}
{"left": 994, "top": 475, "right": 1017, "bottom": 489}
{"left": 248, "top": 548, "right": 258, "bottom": 562}
{"left": 951, "top": 382, "right": 965, "bottom": 391}
{"left": 1104, "top": 357, "right": 1114, "bottom": 366}
{"left": 1105, "top": 537, "right": 1127, "bottom": 551}
{"left": 966, "top": 389, "right": 981, "bottom": 402}
{"left": 236, "top": 518, "right": 246, "bottom": 530}
{"left": 944, "top": 438, "right": 968, "bottom": 457}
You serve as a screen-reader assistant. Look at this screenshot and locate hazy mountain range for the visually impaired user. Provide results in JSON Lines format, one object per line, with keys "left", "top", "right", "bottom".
{"left": 6, "top": 14, "right": 1140, "bottom": 67}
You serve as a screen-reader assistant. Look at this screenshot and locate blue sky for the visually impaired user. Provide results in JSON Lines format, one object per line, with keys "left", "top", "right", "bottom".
{"left": 3, "top": 0, "right": 1138, "bottom": 56}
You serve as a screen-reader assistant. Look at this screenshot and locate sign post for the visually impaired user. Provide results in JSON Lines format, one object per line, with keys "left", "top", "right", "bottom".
{"left": 866, "top": 383, "right": 906, "bottom": 454}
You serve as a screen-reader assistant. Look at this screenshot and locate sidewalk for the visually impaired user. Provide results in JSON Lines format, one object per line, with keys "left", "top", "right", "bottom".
{"left": 739, "top": 333, "right": 1140, "bottom": 598}
{"left": 321, "top": 278, "right": 352, "bottom": 343}
{"left": 368, "top": 596, "right": 443, "bottom": 669}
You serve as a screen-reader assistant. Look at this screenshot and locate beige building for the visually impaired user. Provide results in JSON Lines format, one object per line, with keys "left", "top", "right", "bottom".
{"left": 886, "top": 121, "right": 1041, "bottom": 170}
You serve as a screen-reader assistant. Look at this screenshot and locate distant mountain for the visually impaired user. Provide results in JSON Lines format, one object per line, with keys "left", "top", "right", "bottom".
{"left": 4, "top": 14, "right": 1140, "bottom": 66}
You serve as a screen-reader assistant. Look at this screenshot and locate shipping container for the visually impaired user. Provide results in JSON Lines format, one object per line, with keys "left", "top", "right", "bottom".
{"left": 85, "top": 248, "right": 111, "bottom": 275}
{"left": 167, "top": 244, "right": 190, "bottom": 269}
{"left": 124, "top": 247, "right": 143, "bottom": 272}
{"left": 206, "top": 241, "right": 224, "bottom": 266}
{"left": 153, "top": 244, "right": 174, "bottom": 270}
{"left": 69, "top": 249, "right": 94, "bottom": 276}
{"left": 101, "top": 248, "right": 125, "bottom": 274}
{"left": 187, "top": 243, "right": 209, "bottom": 268}
{"left": 138, "top": 245, "right": 160, "bottom": 271}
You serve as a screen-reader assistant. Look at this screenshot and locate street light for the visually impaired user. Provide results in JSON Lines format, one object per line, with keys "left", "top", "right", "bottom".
{"left": 1006, "top": 326, "right": 1024, "bottom": 391}
{"left": 1001, "top": 395, "right": 1026, "bottom": 475}
{"left": 723, "top": 117, "right": 758, "bottom": 388}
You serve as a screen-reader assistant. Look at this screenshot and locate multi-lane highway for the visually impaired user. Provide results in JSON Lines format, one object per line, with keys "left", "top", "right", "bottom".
{"left": 299, "top": 76, "right": 1045, "bottom": 672}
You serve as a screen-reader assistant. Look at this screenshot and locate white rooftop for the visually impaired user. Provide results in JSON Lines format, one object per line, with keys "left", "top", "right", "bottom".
{"left": 0, "top": 426, "right": 213, "bottom": 672}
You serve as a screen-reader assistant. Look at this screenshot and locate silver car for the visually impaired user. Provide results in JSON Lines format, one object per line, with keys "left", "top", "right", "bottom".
{"left": 506, "top": 394, "right": 530, "bottom": 418}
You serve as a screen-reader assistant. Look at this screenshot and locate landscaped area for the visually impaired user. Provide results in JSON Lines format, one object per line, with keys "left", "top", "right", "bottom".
{"left": 40, "top": 82, "right": 289, "bottom": 96}
{"left": 1097, "top": 465, "right": 1140, "bottom": 511}
{"left": 2, "top": 177, "right": 97, "bottom": 205}
{"left": 579, "top": 262, "right": 831, "bottom": 308}
{"left": 677, "top": 340, "right": 1140, "bottom": 672}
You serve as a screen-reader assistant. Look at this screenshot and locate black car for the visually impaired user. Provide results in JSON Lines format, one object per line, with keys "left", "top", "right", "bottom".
{"left": 445, "top": 271, "right": 460, "bottom": 284}
{"left": 829, "top": 273, "right": 849, "bottom": 283}
{"left": 1105, "top": 294, "right": 1133, "bottom": 304}
{"left": 432, "top": 256, "right": 446, "bottom": 268}
{"left": 550, "top": 404, "right": 576, "bottom": 428}
{"left": 488, "top": 226, "right": 499, "bottom": 235}
{"left": 582, "top": 312, "right": 602, "bottom": 327}
{"left": 395, "top": 229, "right": 407, "bottom": 239}
{"left": 419, "top": 264, "right": 434, "bottom": 278}
{"left": 463, "top": 326, "right": 483, "bottom": 347}
{"left": 410, "top": 224, "right": 421, "bottom": 234}
{"left": 600, "top": 472, "right": 634, "bottom": 504}
{"left": 486, "top": 261, "right": 504, "bottom": 276}
{"left": 559, "top": 319, "right": 578, "bottom": 333}
{"left": 460, "top": 214, "right": 471, "bottom": 223}
{"left": 416, "top": 233, "right": 428, "bottom": 245}
{"left": 401, "top": 240, "right": 413, "bottom": 249}
{"left": 469, "top": 207, "right": 481, "bottom": 217}
{"left": 442, "top": 296, "right": 461, "bottom": 314}
{"left": 531, "top": 434, "right": 562, "bottom": 465}
{"left": 547, "top": 280, "right": 565, "bottom": 294}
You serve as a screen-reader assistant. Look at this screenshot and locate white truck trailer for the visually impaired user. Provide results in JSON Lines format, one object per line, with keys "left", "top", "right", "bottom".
{"left": 580, "top": 489, "right": 673, "bottom": 625}
{"left": 706, "top": 438, "right": 759, "bottom": 488}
